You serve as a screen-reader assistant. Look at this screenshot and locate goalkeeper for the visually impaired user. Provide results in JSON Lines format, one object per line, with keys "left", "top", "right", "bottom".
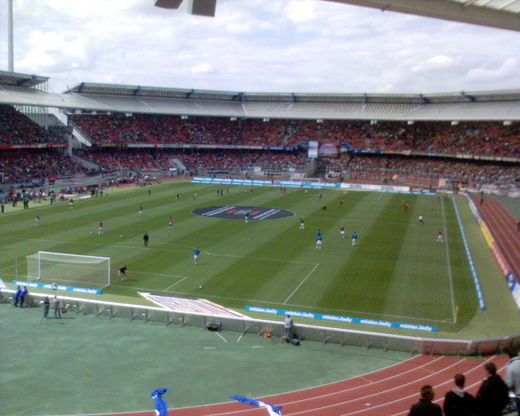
{"left": 119, "top": 265, "right": 128, "bottom": 280}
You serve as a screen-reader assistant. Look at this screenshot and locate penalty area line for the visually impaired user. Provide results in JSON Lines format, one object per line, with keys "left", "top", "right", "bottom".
{"left": 283, "top": 263, "right": 320, "bottom": 304}
{"left": 162, "top": 276, "right": 188, "bottom": 292}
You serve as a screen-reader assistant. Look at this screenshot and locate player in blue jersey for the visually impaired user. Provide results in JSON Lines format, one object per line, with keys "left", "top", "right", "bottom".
{"left": 193, "top": 247, "right": 200, "bottom": 264}
{"left": 244, "top": 212, "right": 249, "bottom": 223}
{"left": 352, "top": 231, "right": 358, "bottom": 246}
{"left": 315, "top": 230, "right": 323, "bottom": 249}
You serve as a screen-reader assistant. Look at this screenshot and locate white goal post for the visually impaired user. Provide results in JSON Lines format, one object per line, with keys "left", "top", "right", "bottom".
{"left": 26, "top": 251, "right": 111, "bottom": 289}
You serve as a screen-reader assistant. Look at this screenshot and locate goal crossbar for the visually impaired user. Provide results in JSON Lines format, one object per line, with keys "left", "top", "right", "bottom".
{"left": 38, "top": 251, "right": 110, "bottom": 261}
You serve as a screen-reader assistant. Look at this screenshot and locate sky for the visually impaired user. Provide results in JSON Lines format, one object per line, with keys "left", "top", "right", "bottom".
{"left": 0, "top": 0, "right": 519, "bottom": 94}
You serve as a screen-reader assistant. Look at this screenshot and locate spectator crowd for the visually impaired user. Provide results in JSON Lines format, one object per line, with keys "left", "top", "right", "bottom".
{"left": 0, "top": 150, "right": 86, "bottom": 184}
{"left": 0, "top": 105, "right": 64, "bottom": 145}
{"left": 73, "top": 113, "right": 520, "bottom": 159}
{"left": 0, "top": 105, "right": 518, "bottom": 186}
{"left": 409, "top": 349, "right": 520, "bottom": 416}
{"left": 327, "top": 154, "right": 520, "bottom": 187}
{"left": 74, "top": 149, "right": 307, "bottom": 175}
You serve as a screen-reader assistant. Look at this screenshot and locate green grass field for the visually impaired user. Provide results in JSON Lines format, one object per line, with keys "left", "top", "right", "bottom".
{"left": 1, "top": 180, "right": 489, "bottom": 334}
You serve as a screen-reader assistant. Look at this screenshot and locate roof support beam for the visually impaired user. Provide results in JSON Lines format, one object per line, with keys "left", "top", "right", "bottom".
{"left": 324, "top": 0, "right": 520, "bottom": 31}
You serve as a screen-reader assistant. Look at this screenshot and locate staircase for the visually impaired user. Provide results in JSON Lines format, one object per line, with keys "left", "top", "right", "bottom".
{"left": 49, "top": 108, "right": 92, "bottom": 146}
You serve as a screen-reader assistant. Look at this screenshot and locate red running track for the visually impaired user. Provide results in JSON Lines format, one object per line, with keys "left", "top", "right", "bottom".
{"left": 92, "top": 354, "right": 508, "bottom": 416}
{"left": 471, "top": 195, "right": 520, "bottom": 280}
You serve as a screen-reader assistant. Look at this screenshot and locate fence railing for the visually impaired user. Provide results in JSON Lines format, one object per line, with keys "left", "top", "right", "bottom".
{"left": 1, "top": 289, "right": 518, "bottom": 355}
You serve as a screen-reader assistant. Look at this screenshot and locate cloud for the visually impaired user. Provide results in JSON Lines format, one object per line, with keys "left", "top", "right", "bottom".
{"left": 191, "top": 62, "right": 213, "bottom": 74}
{"left": 1, "top": 0, "right": 519, "bottom": 94}
{"left": 411, "top": 55, "right": 455, "bottom": 72}
{"left": 466, "top": 58, "right": 519, "bottom": 82}
{"left": 284, "top": 0, "right": 317, "bottom": 23}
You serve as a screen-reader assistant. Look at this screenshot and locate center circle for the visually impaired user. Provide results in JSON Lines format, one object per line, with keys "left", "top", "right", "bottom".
{"left": 192, "top": 206, "right": 294, "bottom": 220}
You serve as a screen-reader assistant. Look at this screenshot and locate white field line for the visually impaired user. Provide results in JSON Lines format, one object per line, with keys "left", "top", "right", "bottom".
{"left": 441, "top": 196, "right": 457, "bottom": 323}
{"left": 4, "top": 237, "right": 317, "bottom": 265}
{"left": 162, "top": 276, "right": 188, "bottom": 292}
{"left": 283, "top": 263, "right": 320, "bottom": 304}
{"left": 130, "top": 270, "right": 186, "bottom": 278}
{"left": 5, "top": 237, "right": 451, "bottom": 325}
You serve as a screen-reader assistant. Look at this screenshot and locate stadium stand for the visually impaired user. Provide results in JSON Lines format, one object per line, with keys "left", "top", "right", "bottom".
{"left": 0, "top": 105, "right": 64, "bottom": 145}
{"left": 327, "top": 154, "right": 520, "bottom": 188}
{"left": 72, "top": 114, "right": 519, "bottom": 159}
{"left": 0, "top": 150, "right": 86, "bottom": 184}
{"left": 74, "top": 149, "right": 308, "bottom": 175}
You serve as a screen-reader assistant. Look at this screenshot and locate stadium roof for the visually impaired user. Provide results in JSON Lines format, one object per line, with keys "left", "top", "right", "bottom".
{"left": 327, "top": 0, "right": 520, "bottom": 32}
{"left": 0, "top": 70, "right": 49, "bottom": 88}
{"left": 156, "top": 0, "right": 520, "bottom": 31}
{"left": 1, "top": 80, "right": 519, "bottom": 121}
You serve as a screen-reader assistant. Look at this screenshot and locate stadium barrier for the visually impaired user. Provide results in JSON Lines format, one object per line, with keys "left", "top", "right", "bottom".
{"left": 1, "top": 289, "right": 518, "bottom": 355}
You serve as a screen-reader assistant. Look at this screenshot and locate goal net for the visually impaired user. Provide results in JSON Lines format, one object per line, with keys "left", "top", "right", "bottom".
{"left": 26, "top": 251, "right": 111, "bottom": 289}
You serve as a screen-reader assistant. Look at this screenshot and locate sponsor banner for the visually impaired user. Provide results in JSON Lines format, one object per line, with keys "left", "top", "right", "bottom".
{"left": 506, "top": 272, "right": 520, "bottom": 309}
{"left": 274, "top": 180, "right": 341, "bottom": 189}
{"left": 480, "top": 223, "right": 495, "bottom": 248}
{"left": 0, "top": 144, "right": 67, "bottom": 150}
{"left": 466, "top": 194, "right": 482, "bottom": 221}
{"left": 192, "top": 177, "right": 272, "bottom": 186}
{"left": 12, "top": 280, "right": 102, "bottom": 295}
{"left": 126, "top": 143, "right": 266, "bottom": 150}
{"left": 245, "top": 306, "right": 437, "bottom": 332}
{"left": 492, "top": 245, "right": 512, "bottom": 278}
{"left": 318, "top": 142, "right": 339, "bottom": 157}
{"left": 192, "top": 177, "right": 420, "bottom": 194}
{"left": 308, "top": 140, "right": 318, "bottom": 159}
{"left": 192, "top": 177, "right": 418, "bottom": 193}
{"left": 452, "top": 199, "right": 486, "bottom": 310}
{"left": 340, "top": 183, "right": 410, "bottom": 192}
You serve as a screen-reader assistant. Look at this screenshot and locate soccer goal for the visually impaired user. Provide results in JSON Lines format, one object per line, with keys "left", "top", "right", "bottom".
{"left": 26, "top": 251, "right": 111, "bottom": 289}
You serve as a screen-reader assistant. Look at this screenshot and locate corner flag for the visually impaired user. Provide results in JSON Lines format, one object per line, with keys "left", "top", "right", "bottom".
{"left": 230, "top": 395, "right": 282, "bottom": 416}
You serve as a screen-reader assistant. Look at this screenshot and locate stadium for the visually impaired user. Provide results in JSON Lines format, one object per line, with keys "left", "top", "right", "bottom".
{"left": 1, "top": 1, "right": 520, "bottom": 416}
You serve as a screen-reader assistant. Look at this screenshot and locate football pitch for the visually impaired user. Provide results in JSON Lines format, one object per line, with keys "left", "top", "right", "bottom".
{"left": 0, "top": 181, "right": 483, "bottom": 333}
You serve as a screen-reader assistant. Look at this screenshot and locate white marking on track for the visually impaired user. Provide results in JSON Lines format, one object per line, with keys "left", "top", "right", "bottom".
{"left": 215, "top": 332, "right": 228, "bottom": 343}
